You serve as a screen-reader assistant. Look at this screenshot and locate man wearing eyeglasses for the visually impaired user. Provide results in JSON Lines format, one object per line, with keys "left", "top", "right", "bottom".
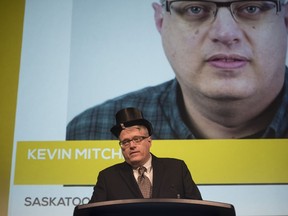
{"left": 89, "top": 107, "right": 202, "bottom": 202}
{"left": 67, "top": 0, "right": 288, "bottom": 139}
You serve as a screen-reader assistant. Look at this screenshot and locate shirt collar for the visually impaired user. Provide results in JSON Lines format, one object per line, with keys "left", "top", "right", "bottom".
{"left": 142, "top": 154, "right": 152, "bottom": 173}
{"left": 133, "top": 154, "right": 152, "bottom": 172}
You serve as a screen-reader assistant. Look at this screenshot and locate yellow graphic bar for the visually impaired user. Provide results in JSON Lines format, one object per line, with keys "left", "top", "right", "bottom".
{"left": 14, "top": 139, "right": 288, "bottom": 185}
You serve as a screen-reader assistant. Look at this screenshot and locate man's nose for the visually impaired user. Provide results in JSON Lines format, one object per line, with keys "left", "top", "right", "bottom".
{"left": 129, "top": 140, "right": 137, "bottom": 148}
{"left": 208, "top": 8, "right": 243, "bottom": 46}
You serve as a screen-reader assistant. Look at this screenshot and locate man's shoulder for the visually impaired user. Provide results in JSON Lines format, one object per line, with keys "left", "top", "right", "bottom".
{"left": 99, "top": 162, "right": 128, "bottom": 175}
{"left": 154, "top": 157, "right": 188, "bottom": 172}
{"left": 109, "top": 79, "right": 176, "bottom": 102}
{"left": 66, "top": 79, "right": 177, "bottom": 140}
{"left": 153, "top": 155, "right": 185, "bottom": 166}
{"left": 71, "top": 79, "right": 175, "bottom": 117}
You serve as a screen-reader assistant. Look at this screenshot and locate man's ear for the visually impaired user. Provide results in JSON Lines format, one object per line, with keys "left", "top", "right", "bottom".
{"left": 152, "top": 2, "right": 164, "bottom": 34}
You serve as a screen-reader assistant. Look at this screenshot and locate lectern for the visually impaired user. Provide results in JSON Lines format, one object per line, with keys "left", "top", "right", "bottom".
{"left": 74, "top": 199, "right": 236, "bottom": 216}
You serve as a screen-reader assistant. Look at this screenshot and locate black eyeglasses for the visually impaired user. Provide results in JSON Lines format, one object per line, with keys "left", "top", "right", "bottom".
{"left": 164, "top": 0, "right": 282, "bottom": 26}
{"left": 119, "top": 136, "right": 149, "bottom": 148}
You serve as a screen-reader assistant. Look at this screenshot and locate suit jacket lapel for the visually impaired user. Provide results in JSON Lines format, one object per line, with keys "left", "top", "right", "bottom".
{"left": 151, "top": 154, "right": 165, "bottom": 197}
{"left": 119, "top": 162, "right": 143, "bottom": 198}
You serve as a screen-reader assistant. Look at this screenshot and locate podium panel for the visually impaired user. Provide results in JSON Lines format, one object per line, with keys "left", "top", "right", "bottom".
{"left": 74, "top": 199, "right": 236, "bottom": 216}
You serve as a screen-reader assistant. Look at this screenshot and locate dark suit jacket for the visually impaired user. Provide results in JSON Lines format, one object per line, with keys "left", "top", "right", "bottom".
{"left": 89, "top": 154, "right": 202, "bottom": 202}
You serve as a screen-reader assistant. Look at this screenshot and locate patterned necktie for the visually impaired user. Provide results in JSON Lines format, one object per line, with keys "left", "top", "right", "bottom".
{"left": 137, "top": 166, "right": 152, "bottom": 198}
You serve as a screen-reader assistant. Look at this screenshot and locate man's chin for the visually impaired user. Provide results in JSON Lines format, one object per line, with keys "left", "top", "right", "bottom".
{"left": 201, "top": 84, "right": 254, "bottom": 101}
{"left": 129, "top": 154, "right": 142, "bottom": 162}
{"left": 129, "top": 159, "right": 142, "bottom": 167}
{"left": 205, "top": 93, "right": 247, "bottom": 101}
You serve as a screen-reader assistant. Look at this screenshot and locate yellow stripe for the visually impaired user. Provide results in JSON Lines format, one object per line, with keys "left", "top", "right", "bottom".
{"left": 0, "top": 0, "right": 25, "bottom": 215}
{"left": 14, "top": 139, "right": 288, "bottom": 185}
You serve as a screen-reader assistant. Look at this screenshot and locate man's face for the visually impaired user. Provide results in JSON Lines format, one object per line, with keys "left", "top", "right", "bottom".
{"left": 119, "top": 126, "right": 151, "bottom": 168}
{"left": 154, "top": 1, "right": 288, "bottom": 104}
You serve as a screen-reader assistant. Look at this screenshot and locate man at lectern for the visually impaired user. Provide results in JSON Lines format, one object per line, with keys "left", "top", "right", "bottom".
{"left": 89, "top": 107, "right": 202, "bottom": 202}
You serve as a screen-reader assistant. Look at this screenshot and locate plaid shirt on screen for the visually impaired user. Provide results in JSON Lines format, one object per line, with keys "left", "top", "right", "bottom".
{"left": 66, "top": 69, "right": 288, "bottom": 140}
